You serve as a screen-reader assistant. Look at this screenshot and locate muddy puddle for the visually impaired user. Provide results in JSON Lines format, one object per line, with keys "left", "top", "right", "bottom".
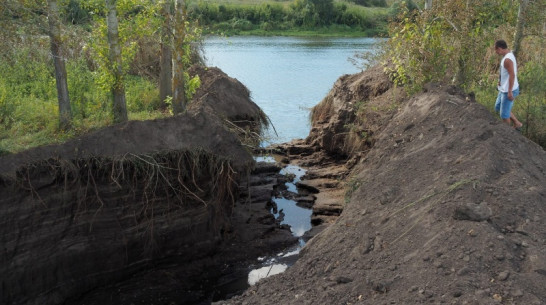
{"left": 212, "top": 156, "right": 313, "bottom": 301}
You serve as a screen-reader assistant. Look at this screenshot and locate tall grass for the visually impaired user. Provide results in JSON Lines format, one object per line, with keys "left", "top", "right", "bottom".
{"left": 0, "top": 48, "right": 162, "bottom": 155}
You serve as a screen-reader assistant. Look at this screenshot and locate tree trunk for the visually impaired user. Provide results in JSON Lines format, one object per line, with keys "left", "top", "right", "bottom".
{"left": 454, "top": 0, "right": 473, "bottom": 86}
{"left": 159, "top": 0, "right": 173, "bottom": 110}
{"left": 513, "top": 0, "right": 529, "bottom": 59}
{"left": 172, "top": 0, "right": 186, "bottom": 115}
{"left": 425, "top": 0, "right": 432, "bottom": 10}
{"left": 47, "top": 0, "right": 72, "bottom": 129}
{"left": 105, "top": 0, "right": 128, "bottom": 123}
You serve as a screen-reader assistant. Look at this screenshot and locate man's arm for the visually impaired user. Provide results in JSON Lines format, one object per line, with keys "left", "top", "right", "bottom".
{"left": 504, "top": 58, "right": 516, "bottom": 101}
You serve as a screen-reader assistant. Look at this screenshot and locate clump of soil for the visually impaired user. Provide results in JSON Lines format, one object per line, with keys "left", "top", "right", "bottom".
{"left": 189, "top": 65, "right": 270, "bottom": 135}
{"left": 217, "top": 69, "right": 546, "bottom": 305}
{"left": 307, "top": 64, "right": 406, "bottom": 159}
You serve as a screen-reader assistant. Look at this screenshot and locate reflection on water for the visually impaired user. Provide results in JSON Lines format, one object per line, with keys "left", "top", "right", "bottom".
{"left": 248, "top": 264, "right": 288, "bottom": 285}
{"left": 254, "top": 155, "right": 276, "bottom": 163}
{"left": 203, "top": 36, "right": 382, "bottom": 144}
{"left": 280, "top": 164, "right": 306, "bottom": 193}
{"left": 247, "top": 161, "right": 311, "bottom": 285}
{"left": 272, "top": 197, "right": 312, "bottom": 237}
{"left": 272, "top": 164, "right": 311, "bottom": 237}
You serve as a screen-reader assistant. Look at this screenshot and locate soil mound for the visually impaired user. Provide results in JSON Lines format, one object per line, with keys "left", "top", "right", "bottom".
{"left": 307, "top": 64, "right": 406, "bottom": 159}
{"left": 218, "top": 70, "right": 546, "bottom": 305}
{"left": 0, "top": 67, "right": 276, "bottom": 305}
{"left": 0, "top": 110, "right": 251, "bottom": 179}
{"left": 189, "top": 65, "right": 269, "bottom": 133}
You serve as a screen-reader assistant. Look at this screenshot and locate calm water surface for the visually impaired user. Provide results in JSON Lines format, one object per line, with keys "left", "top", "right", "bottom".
{"left": 203, "top": 36, "right": 381, "bottom": 144}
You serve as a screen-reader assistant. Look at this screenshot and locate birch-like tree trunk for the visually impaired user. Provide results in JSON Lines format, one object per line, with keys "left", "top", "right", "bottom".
{"left": 454, "top": 0, "right": 473, "bottom": 86}
{"left": 47, "top": 0, "right": 72, "bottom": 129}
{"left": 513, "top": 0, "right": 529, "bottom": 59}
{"left": 425, "top": 0, "right": 432, "bottom": 10}
{"left": 105, "top": 0, "right": 128, "bottom": 123}
{"left": 172, "top": 0, "right": 186, "bottom": 114}
{"left": 159, "top": 0, "right": 173, "bottom": 110}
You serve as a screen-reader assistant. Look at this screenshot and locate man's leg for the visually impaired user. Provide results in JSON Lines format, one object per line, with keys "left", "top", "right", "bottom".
{"left": 511, "top": 112, "right": 523, "bottom": 128}
{"left": 499, "top": 92, "right": 513, "bottom": 126}
{"left": 494, "top": 92, "right": 502, "bottom": 114}
{"left": 509, "top": 89, "right": 522, "bottom": 128}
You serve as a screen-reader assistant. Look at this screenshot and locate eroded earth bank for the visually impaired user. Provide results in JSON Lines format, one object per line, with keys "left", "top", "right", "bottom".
{"left": 1, "top": 64, "right": 545, "bottom": 305}
{"left": 0, "top": 67, "right": 297, "bottom": 305}
{"left": 218, "top": 65, "right": 546, "bottom": 305}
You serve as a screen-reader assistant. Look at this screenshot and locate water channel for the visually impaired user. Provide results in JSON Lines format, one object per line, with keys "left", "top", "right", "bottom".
{"left": 203, "top": 36, "right": 381, "bottom": 298}
{"left": 203, "top": 36, "right": 382, "bottom": 144}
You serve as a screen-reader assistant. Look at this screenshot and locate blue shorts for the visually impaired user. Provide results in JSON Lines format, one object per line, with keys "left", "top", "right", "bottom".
{"left": 495, "top": 88, "right": 520, "bottom": 119}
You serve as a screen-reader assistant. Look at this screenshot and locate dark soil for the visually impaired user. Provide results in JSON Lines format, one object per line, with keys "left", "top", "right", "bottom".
{"left": 216, "top": 69, "right": 546, "bottom": 305}
{"left": 0, "top": 66, "right": 292, "bottom": 305}
{"left": 67, "top": 161, "right": 298, "bottom": 305}
{"left": 188, "top": 65, "right": 269, "bottom": 132}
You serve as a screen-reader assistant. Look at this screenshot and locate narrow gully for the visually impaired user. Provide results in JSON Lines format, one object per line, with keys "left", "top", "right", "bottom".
{"left": 212, "top": 156, "right": 314, "bottom": 301}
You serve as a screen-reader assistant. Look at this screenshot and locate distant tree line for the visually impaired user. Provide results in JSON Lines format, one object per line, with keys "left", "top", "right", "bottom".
{"left": 187, "top": 0, "right": 389, "bottom": 34}
{"left": 13, "top": 0, "right": 390, "bottom": 35}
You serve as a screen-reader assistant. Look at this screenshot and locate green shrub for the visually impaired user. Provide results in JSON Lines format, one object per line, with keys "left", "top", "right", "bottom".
{"left": 66, "top": 58, "right": 107, "bottom": 120}
{"left": 347, "top": 0, "right": 387, "bottom": 8}
{"left": 516, "top": 60, "right": 546, "bottom": 147}
{"left": 61, "top": 0, "right": 92, "bottom": 24}
{"left": 380, "top": 0, "right": 545, "bottom": 148}
{"left": 125, "top": 75, "right": 160, "bottom": 112}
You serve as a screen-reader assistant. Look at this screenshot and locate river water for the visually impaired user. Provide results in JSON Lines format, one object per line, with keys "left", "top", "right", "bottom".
{"left": 203, "top": 36, "right": 382, "bottom": 144}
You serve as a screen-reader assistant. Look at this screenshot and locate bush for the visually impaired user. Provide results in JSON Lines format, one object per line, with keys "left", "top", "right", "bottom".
{"left": 347, "top": 0, "right": 387, "bottom": 8}
{"left": 125, "top": 75, "right": 160, "bottom": 113}
{"left": 231, "top": 18, "right": 254, "bottom": 31}
{"left": 516, "top": 60, "right": 546, "bottom": 147}
{"left": 61, "top": 0, "right": 92, "bottom": 25}
{"left": 380, "top": 0, "right": 545, "bottom": 148}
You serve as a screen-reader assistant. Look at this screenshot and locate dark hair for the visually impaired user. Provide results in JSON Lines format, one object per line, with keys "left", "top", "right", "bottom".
{"left": 495, "top": 40, "right": 508, "bottom": 49}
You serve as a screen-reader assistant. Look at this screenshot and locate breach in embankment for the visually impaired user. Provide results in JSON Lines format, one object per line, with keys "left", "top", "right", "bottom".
{"left": 217, "top": 65, "right": 546, "bottom": 305}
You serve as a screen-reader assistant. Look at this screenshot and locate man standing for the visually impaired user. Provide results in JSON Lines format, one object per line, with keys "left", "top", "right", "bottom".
{"left": 494, "top": 39, "right": 523, "bottom": 130}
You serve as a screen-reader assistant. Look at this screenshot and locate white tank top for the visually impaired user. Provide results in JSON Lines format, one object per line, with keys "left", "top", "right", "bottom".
{"left": 498, "top": 52, "right": 519, "bottom": 93}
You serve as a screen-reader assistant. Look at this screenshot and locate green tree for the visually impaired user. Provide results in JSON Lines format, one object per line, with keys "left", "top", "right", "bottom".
{"left": 290, "top": 0, "right": 334, "bottom": 27}
{"left": 172, "top": 0, "right": 186, "bottom": 114}
{"left": 159, "top": 0, "right": 174, "bottom": 110}
{"left": 84, "top": 0, "right": 159, "bottom": 121}
{"left": 105, "top": 0, "right": 128, "bottom": 123}
{"left": 47, "top": 0, "right": 73, "bottom": 129}
{"left": 310, "top": 0, "right": 334, "bottom": 25}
